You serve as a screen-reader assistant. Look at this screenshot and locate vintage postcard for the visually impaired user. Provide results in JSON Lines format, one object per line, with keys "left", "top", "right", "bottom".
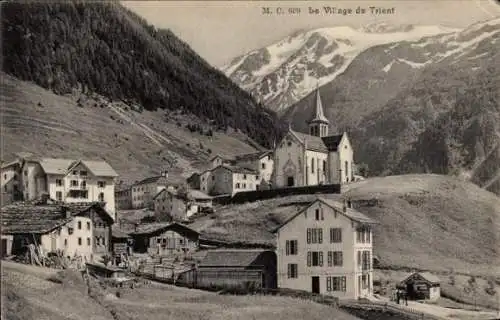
{"left": 1, "top": 0, "right": 499, "bottom": 319}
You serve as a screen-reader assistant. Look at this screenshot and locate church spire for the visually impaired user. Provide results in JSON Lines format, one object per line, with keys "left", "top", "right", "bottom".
{"left": 308, "top": 81, "right": 329, "bottom": 137}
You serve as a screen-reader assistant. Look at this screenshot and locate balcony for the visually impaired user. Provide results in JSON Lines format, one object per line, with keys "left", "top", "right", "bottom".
{"left": 69, "top": 184, "right": 87, "bottom": 190}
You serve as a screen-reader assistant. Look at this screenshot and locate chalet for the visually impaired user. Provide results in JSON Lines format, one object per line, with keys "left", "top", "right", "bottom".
{"left": 1, "top": 201, "right": 114, "bottom": 262}
{"left": 196, "top": 249, "right": 277, "bottom": 290}
{"left": 111, "top": 227, "right": 131, "bottom": 265}
{"left": 153, "top": 189, "right": 186, "bottom": 221}
{"left": 1, "top": 160, "right": 22, "bottom": 205}
{"left": 398, "top": 272, "right": 441, "bottom": 301}
{"left": 273, "top": 197, "right": 377, "bottom": 300}
{"left": 129, "top": 222, "right": 199, "bottom": 256}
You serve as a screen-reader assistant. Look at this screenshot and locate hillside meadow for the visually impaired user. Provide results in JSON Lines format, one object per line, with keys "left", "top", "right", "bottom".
{"left": 191, "top": 174, "right": 500, "bottom": 277}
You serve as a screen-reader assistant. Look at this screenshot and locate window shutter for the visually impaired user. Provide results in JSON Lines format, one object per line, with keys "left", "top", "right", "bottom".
{"left": 319, "top": 252, "right": 323, "bottom": 266}
{"left": 339, "top": 252, "right": 343, "bottom": 266}
{"left": 286, "top": 240, "right": 290, "bottom": 255}
{"left": 307, "top": 252, "right": 311, "bottom": 267}
{"left": 307, "top": 229, "right": 311, "bottom": 244}
{"left": 319, "top": 229, "right": 323, "bottom": 243}
{"left": 327, "top": 277, "right": 331, "bottom": 291}
{"left": 327, "top": 251, "right": 332, "bottom": 267}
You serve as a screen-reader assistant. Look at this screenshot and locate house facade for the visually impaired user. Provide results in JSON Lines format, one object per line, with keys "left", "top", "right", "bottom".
{"left": 210, "top": 165, "right": 259, "bottom": 196}
{"left": 1, "top": 160, "right": 22, "bottom": 205}
{"left": 131, "top": 175, "right": 168, "bottom": 209}
{"left": 186, "top": 190, "right": 213, "bottom": 218}
{"left": 273, "top": 197, "right": 377, "bottom": 300}
{"left": 232, "top": 151, "right": 274, "bottom": 187}
{"left": 115, "top": 186, "right": 132, "bottom": 210}
{"left": 273, "top": 89, "right": 354, "bottom": 188}
{"left": 399, "top": 272, "right": 441, "bottom": 301}
{"left": 14, "top": 158, "right": 118, "bottom": 220}
{"left": 153, "top": 189, "right": 187, "bottom": 221}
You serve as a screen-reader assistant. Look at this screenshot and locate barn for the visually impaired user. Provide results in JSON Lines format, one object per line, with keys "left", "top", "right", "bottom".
{"left": 196, "top": 249, "right": 277, "bottom": 290}
{"left": 129, "top": 222, "right": 199, "bottom": 257}
{"left": 398, "top": 272, "right": 441, "bottom": 301}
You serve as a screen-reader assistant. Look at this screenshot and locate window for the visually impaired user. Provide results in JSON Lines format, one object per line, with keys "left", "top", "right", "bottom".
{"left": 311, "top": 158, "right": 315, "bottom": 173}
{"left": 255, "top": 175, "right": 259, "bottom": 180}
{"left": 72, "top": 170, "right": 77, "bottom": 175}
{"left": 261, "top": 163, "right": 266, "bottom": 169}
{"left": 3, "top": 174, "right": 6, "bottom": 180}
{"left": 285, "top": 240, "right": 298, "bottom": 255}
{"left": 56, "top": 179, "right": 63, "bottom": 187}
{"left": 77, "top": 221, "right": 82, "bottom": 229}
{"left": 323, "top": 160, "right": 326, "bottom": 173}
{"left": 243, "top": 174, "right": 247, "bottom": 180}
{"left": 362, "top": 274, "right": 369, "bottom": 289}
{"left": 87, "top": 238, "right": 91, "bottom": 246}
{"left": 56, "top": 191, "right": 62, "bottom": 201}
{"left": 356, "top": 228, "right": 371, "bottom": 244}
{"left": 287, "top": 141, "right": 292, "bottom": 147}
{"left": 326, "top": 276, "right": 346, "bottom": 292}
{"left": 242, "top": 183, "right": 246, "bottom": 188}
{"left": 235, "top": 183, "right": 240, "bottom": 189}
{"left": 307, "top": 251, "right": 323, "bottom": 267}
{"left": 64, "top": 239, "right": 67, "bottom": 246}
{"left": 327, "top": 251, "right": 343, "bottom": 267}
{"left": 71, "top": 180, "right": 78, "bottom": 187}
{"left": 306, "top": 228, "right": 323, "bottom": 244}
{"left": 80, "top": 170, "right": 87, "bottom": 176}
{"left": 81, "top": 181, "right": 86, "bottom": 189}
{"left": 87, "top": 222, "right": 91, "bottom": 230}
{"left": 98, "top": 181, "right": 105, "bottom": 188}
{"left": 330, "top": 228, "right": 342, "bottom": 243}
{"left": 98, "top": 192, "right": 104, "bottom": 202}
{"left": 68, "top": 227, "right": 73, "bottom": 235}
{"left": 361, "top": 251, "right": 371, "bottom": 270}
{"left": 24, "top": 170, "right": 28, "bottom": 176}
{"left": 78, "top": 237, "right": 82, "bottom": 245}
{"left": 4, "top": 185, "right": 7, "bottom": 192}
{"left": 287, "top": 264, "right": 298, "bottom": 278}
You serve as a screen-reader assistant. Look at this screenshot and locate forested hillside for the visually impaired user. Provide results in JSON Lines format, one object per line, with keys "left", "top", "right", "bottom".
{"left": 2, "top": 1, "right": 286, "bottom": 148}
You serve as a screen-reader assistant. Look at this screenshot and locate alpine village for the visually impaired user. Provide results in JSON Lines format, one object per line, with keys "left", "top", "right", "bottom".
{"left": 1, "top": 2, "right": 499, "bottom": 320}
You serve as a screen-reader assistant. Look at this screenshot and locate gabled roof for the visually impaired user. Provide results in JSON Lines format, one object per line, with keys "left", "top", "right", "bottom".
{"left": 213, "top": 165, "right": 257, "bottom": 175}
{"left": 272, "top": 197, "right": 377, "bottom": 233}
{"left": 188, "top": 190, "right": 212, "bottom": 200}
{"left": 322, "top": 134, "right": 344, "bottom": 151}
{"left": 0, "top": 201, "right": 112, "bottom": 234}
{"left": 133, "top": 175, "right": 167, "bottom": 186}
{"left": 399, "top": 272, "right": 441, "bottom": 285}
{"left": 198, "top": 249, "right": 271, "bottom": 268}
{"left": 287, "top": 130, "right": 346, "bottom": 153}
{"left": 1, "top": 160, "right": 21, "bottom": 170}
{"left": 1, "top": 203, "right": 72, "bottom": 234}
{"left": 37, "top": 158, "right": 118, "bottom": 177}
{"left": 129, "top": 222, "right": 199, "bottom": 236}
{"left": 233, "top": 150, "right": 272, "bottom": 162}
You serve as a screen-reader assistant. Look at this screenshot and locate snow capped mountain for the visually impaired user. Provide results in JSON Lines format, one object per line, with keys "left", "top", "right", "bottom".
{"left": 222, "top": 22, "right": 462, "bottom": 112}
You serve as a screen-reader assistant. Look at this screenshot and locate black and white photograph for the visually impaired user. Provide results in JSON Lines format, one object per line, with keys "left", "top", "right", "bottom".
{"left": 1, "top": 0, "right": 499, "bottom": 319}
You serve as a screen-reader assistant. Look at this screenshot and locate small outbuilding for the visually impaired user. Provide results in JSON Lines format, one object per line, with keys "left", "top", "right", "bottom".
{"left": 398, "top": 272, "right": 441, "bottom": 301}
{"left": 196, "top": 249, "right": 277, "bottom": 290}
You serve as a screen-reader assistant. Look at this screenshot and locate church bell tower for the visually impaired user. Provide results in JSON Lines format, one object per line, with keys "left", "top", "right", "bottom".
{"left": 308, "top": 87, "right": 329, "bottom": 137}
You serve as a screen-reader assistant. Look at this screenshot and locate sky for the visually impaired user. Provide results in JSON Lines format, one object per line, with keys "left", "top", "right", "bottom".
{"left": 122, "top": 0, "right": 500, "bottom": 67}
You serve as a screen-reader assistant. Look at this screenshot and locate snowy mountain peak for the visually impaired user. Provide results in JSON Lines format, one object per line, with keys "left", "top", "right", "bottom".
{"left": 359, "top": 21, "right": 415, "bottom": 33}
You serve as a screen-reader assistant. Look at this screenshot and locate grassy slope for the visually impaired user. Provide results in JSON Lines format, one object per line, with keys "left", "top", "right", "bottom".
{"left": 103, "top": 283, "right": 362, "bottom": 320}
{"left": 190, "top": 174, "right": 500, "bottom": 276}
{"left": 0, "top": 73, "right": 259, "bottom": 184}
{"left": 1, "top": 262, "right": 111, "bottom": 320}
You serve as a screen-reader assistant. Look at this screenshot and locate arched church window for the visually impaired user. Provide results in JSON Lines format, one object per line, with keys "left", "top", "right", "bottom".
{"left": 311, "top": 158, "right": 315, "bottom": 173}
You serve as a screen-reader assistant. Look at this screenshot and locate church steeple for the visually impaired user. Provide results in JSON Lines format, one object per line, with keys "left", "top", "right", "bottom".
{"left": 308, "top": 83, "right": 329, "bottom": 137}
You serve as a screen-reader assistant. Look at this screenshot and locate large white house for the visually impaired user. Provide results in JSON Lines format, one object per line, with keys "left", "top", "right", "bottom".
{"left": 4, "top": 156, "right": 118, "bottom": 221}
{"left": 273, "top": 197, "right": 377, "bottom": 300}
{"left": 273, "top": 89, "right": 355, "bottom": 187}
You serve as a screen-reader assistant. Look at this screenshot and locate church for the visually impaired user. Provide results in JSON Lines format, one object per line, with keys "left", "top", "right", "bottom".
{"left": 272, "top": 88, "right": 355, "bottom": 187}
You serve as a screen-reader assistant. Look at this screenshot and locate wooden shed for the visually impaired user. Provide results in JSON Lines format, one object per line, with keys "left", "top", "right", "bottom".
{"left": 129, "top": 222, "right": 199, "bottom": 257}
{"left": 196, "top": 249, "right": 277, "bottom": 290}
{"left": 398, "top": 272, "right": 441, "bottom": 301}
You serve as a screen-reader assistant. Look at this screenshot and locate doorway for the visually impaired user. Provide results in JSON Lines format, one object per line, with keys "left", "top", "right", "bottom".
{"left": 287, "top": 176, "right": 295, "bottom": 187}
{"left": 311, "top": 276, "right": 320, "bottom": 294}
{"left": 1, "top": 239, "right": 7, "bottom": 257}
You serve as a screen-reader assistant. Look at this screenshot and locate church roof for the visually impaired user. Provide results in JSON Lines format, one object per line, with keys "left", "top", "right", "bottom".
{"left": 308, "top": 88, "right": 329, "bottom": 124}
{"left": 291, "top": 130, "right": 345, "bottom": 153}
